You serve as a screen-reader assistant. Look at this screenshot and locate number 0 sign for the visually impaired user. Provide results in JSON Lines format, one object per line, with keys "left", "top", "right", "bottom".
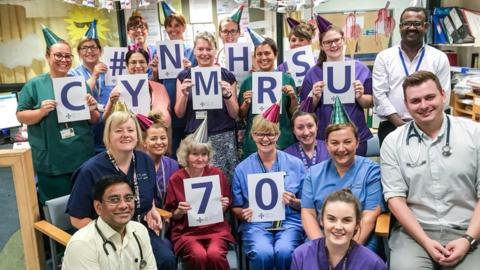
{"left": 184, "top": 175, "right": 224, "bottom": 227}
{"left": 248, "top": 172, "right": 286, "bottom": 222}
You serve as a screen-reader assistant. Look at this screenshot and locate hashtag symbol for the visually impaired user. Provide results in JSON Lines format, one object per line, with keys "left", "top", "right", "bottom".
{"left": 109, "top": 51, "right": 126, "bottom": 76}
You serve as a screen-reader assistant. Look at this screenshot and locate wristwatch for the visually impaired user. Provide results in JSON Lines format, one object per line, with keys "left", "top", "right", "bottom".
{"left": 462, "top": 234, "right": 478, "bottom": 251}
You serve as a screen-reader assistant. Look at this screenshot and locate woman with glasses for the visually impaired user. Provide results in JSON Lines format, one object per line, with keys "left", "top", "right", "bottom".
{"left": 300, "top": 16, "right": 373, "bottom": 156}
{"left": 67, "top": 109, "right": 177, "bottom": 270}
{"left": 239, "top": 37, "right": 298, "bottom": 159}
{"left": 70, "top": 20, "right": 113, "bottom": 153}
{"left": 103, "top": 47, "right": 171, "bottom": 126}
{"left": 232, "top": 114, "right": 305, "bottom": 270}
{"left": 127, "top": 12, "right": 159, "bottom": 79}
{"left": 16, "top": 28, "right": 98, "bottom": 204}
{"left": 216, "top": 7, "right": 242, "bottom": 67}
{"left": 175, "top": 31, "right": 239, "bottom": 179}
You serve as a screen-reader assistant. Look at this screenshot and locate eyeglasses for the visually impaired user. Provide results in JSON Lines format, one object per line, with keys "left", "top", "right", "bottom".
{"left": 129, "top": 24, "right": 147, "bottom": 31}
{"left": 400, "top": 21, "right": 426, "bottom": 28}
{"left": 51, "top": 53, "right": 73, "bottom": 62}
{"left": 79, "top": 45, "right": 99, "bottom": 51}
{"left": 322, "top": 38, "right": 343, "bottom": 48}
{"left": 221, "top": 29, "right": 239, "bottom": 36}
{"left": 104, "top": 194, "right": 135, "bottom": 205}
{"left": 128, "top": 60, "right": 147, "bottom": 66}
{"left": 254, "top": 132, "right": 277, "bottom": 140}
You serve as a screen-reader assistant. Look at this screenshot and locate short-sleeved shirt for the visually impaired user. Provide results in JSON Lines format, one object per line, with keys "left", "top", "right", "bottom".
{"left": 232, "top": 150, "right": 305, "bottom": 231}
{"left": 68, "top": 150, "right": 157, "bottom": 222}
{"left": 299, "top": 60, "right": 373, "bottom": 143}
{"left": 69, "top": 64, "right": 114, "bottom": 153}
{"left": 176, "top": 67, "right": 237, "bottom": 135}
{"left": 381, "top": 115, "right": 480, "bottom": 229}
{"left": 291, "top": 238, "right": 387, "bottom": 270}
{"left": 238, "top": 73, "right": 297, "bottom": 157}
{"left": 283, "top": 140, "right": 330, "bottom": 168}
{"left": 17, "top": 73, "right": 95, "bottom": 175}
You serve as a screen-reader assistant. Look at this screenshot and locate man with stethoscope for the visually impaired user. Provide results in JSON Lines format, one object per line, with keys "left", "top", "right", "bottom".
{"left": 372, "top": 6, "right": 451, "bottom": 146}
{"left": 63, "top": 175, "right": 156, "bottom": 270}
{"left": 381, "top": 71, "right": 480, "bottom": 270}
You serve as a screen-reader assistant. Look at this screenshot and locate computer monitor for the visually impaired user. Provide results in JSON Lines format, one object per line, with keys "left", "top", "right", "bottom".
{"left": 0, "top": 92, "right": 21, "bottom": 129}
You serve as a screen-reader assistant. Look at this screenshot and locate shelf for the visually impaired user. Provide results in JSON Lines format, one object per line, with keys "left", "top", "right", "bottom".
{"left": 432, "top": 43, "right": 480, "bottom": 47}
{"left": 451, "top": 66, "right": 480, "bottom": 75}
{"left": 455, "top": 107, "right": 474, "bottom": 116}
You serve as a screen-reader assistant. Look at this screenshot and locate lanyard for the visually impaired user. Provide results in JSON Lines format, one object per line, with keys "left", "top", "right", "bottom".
{"left": 398, "top": 46, "right": 425, "bottom": 77}
{"left": 298, "top": 142, "right": 317, "bottom": 168}
{"left": 106, "top": 151, "right": 141, "bottom": 213}
{"left": 155, "top": 158, "right": 167, "bottom": 202}
{"left": 321, "top": 240, "right": 354, "bottom": 270}
{"left": 257, "top": 153, "right": 279, "bottom": 173}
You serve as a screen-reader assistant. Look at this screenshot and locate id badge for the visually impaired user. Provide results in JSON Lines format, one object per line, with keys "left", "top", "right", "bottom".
{"left": 195, "top": 110, "right": 207, "bottom": 120}
{"left": 60, "top": 128, "right": 75, "bottom": 139}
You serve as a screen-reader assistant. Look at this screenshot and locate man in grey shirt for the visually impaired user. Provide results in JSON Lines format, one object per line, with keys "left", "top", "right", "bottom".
{"left": 381, "top": 71, "right": 480, "bottom": 269}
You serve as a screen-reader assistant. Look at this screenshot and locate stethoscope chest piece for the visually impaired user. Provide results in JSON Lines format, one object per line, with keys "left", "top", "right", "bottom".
{"left": 442, "top": 145, "right": 452, "bottom": 157}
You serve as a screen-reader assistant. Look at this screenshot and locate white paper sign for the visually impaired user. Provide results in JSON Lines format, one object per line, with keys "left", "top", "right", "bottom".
{"left": 184, "top": 175, "right": 224, "bottom": 227}
{"left": 52, "top": 76, "right": 90, "bottom": 123}
{"left": 0, "top": 93, "right": 21, "bottom": 129}
{"left": 103, "top": 47, "right": 129, "bottom": 85}
{"left": 248, "top": 171, "right": 285, "bottom": 223}
{"left": 284, "top": 46, "right": 316, "bottom": 87}
{"left": 192, "top": 67, "right": 223, "bottom": 110}
{"left": 157, "top": 40, "right": 185, "bottom": 79}
{"left": 225, "top": 42, "right": 252, "bottom": 83}
{"left": 252, "top": 72, "right": 283, "bottom": 114}
{"left": 117, "top": 74, "right": 150, "bottom": 115}
{"left": 323, "top": 60, "right": 355, "bottom": 105}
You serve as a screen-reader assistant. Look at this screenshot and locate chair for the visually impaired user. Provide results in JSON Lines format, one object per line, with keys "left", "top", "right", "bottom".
{"left": 34, "top": 200, "right": 172, "bottom": 269}
{"left": 34, "top": 195, "right": 72, "bottom": 270}
{"left": 375, "top": 212, "right": 391, "bottom": 262}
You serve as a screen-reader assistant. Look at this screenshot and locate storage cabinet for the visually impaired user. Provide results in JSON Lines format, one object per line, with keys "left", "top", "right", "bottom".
{"left": 452, "top": 92, "right": 480, "bottom": 121}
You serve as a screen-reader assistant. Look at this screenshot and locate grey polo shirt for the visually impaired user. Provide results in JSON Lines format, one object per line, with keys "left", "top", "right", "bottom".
{"left": 381, "top": 114, "right": 480, "bottom": 229}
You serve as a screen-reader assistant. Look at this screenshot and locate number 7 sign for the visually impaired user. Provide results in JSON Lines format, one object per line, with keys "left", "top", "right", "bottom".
{"left": 184, "top": 175, "right": 224, "bottom": 227}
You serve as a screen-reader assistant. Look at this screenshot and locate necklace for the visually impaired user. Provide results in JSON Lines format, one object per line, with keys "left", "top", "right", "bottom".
{"left": 106, "top": 151, "right": 141, "bottom": 214}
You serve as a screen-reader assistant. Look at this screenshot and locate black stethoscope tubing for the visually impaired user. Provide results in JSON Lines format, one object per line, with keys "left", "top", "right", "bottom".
{"left": 94, "top": 219, "right": 147, "bottom": 269}
{"left": 406, "top": 116, "right": 452, "bottom": 157}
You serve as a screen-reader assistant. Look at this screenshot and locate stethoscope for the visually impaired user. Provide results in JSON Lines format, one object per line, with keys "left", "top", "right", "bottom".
{"left": 405, "top": 116, "right": 452, "bottom": 167}
{"left": 94, "top": 219, "right": 147, "bottom": 269}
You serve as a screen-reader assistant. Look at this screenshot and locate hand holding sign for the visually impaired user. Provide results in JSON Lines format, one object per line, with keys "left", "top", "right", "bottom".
{"left": 179, "top": 79, "right": 193, "bottom": 97}
{"left": 40, "top": 99, "right": 57, "bottom": 117}
{"left": 353, "top": 80, "right": 364, "bottom": 99}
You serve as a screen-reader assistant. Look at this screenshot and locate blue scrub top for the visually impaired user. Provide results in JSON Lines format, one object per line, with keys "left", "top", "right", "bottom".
{"left": 232, "top": 150, "right": 306, "bottom": 231}
{"left": 68, "top": 150, "right": 158, "bottom": 222}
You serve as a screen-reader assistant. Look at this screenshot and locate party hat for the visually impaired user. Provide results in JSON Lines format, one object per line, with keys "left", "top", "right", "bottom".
{"left": 161, "top": 1, "right": 177, "bottom": 18}
{"left": 42, "top": 24, "right": 63, "bottom": 48}
{"left": 262, "top": 103, "right": 280, "bottom": 123}
{"left": 192, "top": 115, "right": 208, "bottom": 143}
{"left": 316, "top": 14, "right": 332, "bottom": 34}
{"left": 330, "top": 97, "right": 350, "bottom": 125}
{"left": 299, "top": 91, "right": 315, "bottom": 112}
{"left": 136, "top": 113, "right": 153, "bottom": 131}
{"left": 286, "top": 17, "right": 301, "bottom": 29}
{"left": 84, "top": 19, "right": 98, "bottom": 39}
{"left": 247, "top": 27, "right": 265, "bottom": 47}
{"left": 112, "top": 101, "right": 129, "bottom": 113}
{"left": 229, "top": 4, "right": 244, "bottom": 24}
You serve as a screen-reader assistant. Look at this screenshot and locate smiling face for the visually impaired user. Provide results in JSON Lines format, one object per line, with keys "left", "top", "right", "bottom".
{"left": 78, "top": 39, "right": 101, "bottom": 66}
{"left": 94, "top": 182, "right": 135, "bottom": 232}
{"left": 326, "top": 126, "right": 358, "bottom": 169}
{"left": 321, "top": 201, "right": 359, "bottom": 248}
{"left": 194, "top": 38, "right": 216, "bottom": 67}
{"left": 293, "top": 114, "right": 317, "bottom": 147}
{"left": 404, "top": 79, "right": 445, "bottom": 127}
{"left": 127, "top": 20, "right": 148, "bottom": 46}
{"left": 400, "top": 11, "right": 428, "bottom": 47}
{"left": 289, "top": 35, "right": 310, "bottom": 49}
{"left": 187, "top": 150, "right": 209, "bottom": 170}
{"left": 143, "top": 126, "right": 168, "bottom": 158}
{"left": 255, "top": 44, "right": 276, "bottom": 71}
{"left": 219, "top": 20, "right": 240, "bottom": 43}
{"left": 320, "top": 29, "right": 344, "bottom": 61}
{"left": 47, "top": 43, "right": 73, "bottom": 77}
{"left": 127, "top": 52, "right": 148, "bottom": 74}
{"left": 165, "top": 18, "right": 186, "bottom": 40}
{"left": 109, "top": 117, "right": 138, "bottom": 153}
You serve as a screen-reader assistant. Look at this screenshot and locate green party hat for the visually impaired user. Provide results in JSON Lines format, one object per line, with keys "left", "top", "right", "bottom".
{"left": 42, "top": 24, "right": 63, "bottom": 48}
{"left": 229, "top": 4, "right": 244, "bottom": 24}
{"left": 330, "top": 97, "right": 351, "bottom": 124}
